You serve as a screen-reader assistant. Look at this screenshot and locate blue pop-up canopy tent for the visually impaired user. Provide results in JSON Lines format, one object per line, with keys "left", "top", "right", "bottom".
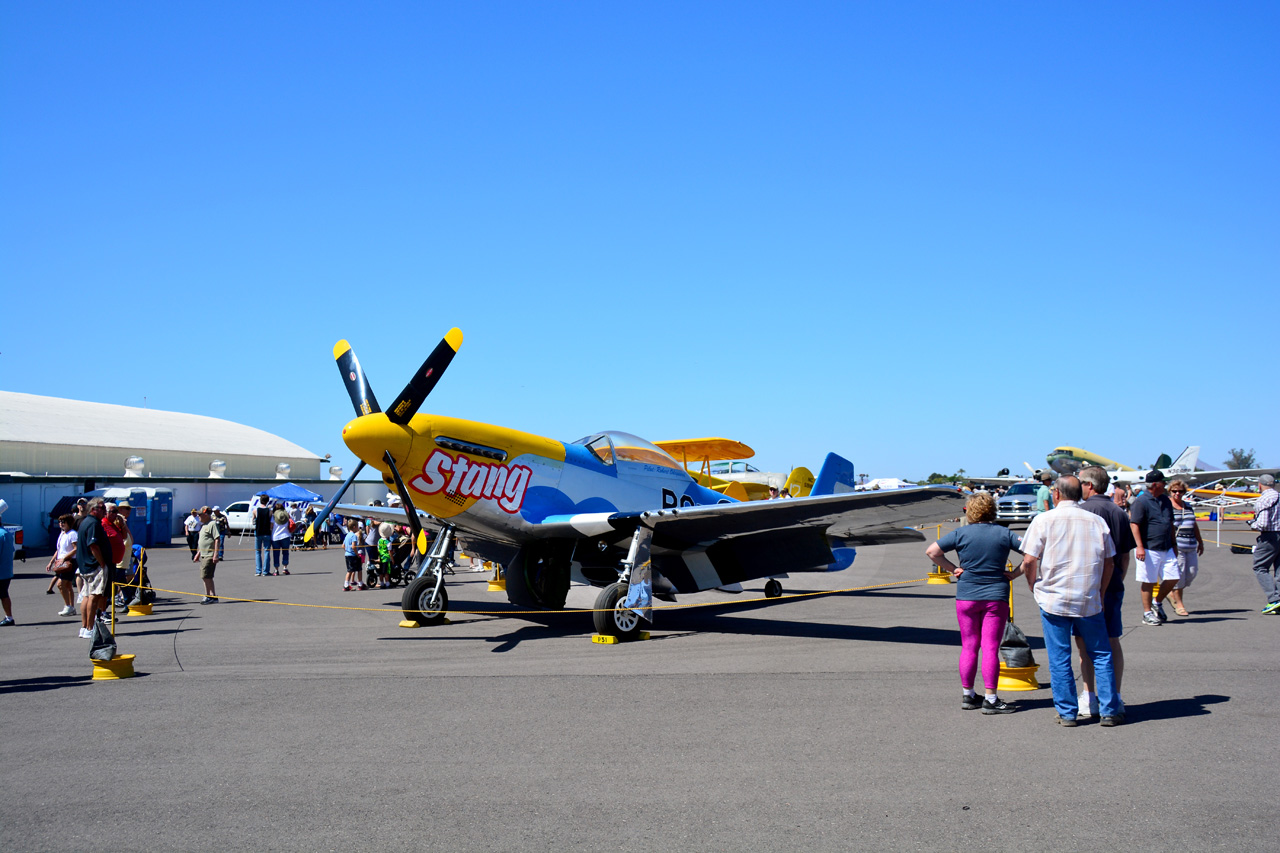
{"left": 258, "top": 482, "right": 323, "bottom": 503}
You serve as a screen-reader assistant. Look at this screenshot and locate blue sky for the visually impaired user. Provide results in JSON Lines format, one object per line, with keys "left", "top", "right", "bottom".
{"left": 3, "top": 2, "right": 1276, "bottom": 481}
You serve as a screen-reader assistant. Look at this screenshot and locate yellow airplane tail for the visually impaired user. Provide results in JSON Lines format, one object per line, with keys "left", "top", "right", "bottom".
{"left": 784, "top": 467, "right": 815, "bottom": 497}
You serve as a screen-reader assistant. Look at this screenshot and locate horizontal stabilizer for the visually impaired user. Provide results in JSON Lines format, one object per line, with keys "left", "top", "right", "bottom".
{"left": 810, "top": 453, "right": 856, "bottom": 496}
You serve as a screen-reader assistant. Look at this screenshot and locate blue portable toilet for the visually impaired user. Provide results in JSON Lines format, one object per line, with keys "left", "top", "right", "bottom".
{"left": 146, "top": 489, "right": 173, "bottom": 547}
{"left": 124, "top": 488, "right": 149, "bottom": 546}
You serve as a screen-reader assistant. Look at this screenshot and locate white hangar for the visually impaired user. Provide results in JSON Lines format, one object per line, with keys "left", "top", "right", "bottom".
{"left": 0, "top": 391, "right": 322, "bottom": 480}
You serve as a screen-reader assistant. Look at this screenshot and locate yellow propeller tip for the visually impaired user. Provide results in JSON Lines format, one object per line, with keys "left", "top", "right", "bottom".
{"left": 445, "top": 328, "right": 463, "bottom": 352}
{"left": 333, "top": 340, "right": 352, "bottom": 360}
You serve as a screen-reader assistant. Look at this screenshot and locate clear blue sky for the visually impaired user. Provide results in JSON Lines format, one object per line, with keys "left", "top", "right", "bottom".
{"left": 3, "top": 3, "right": 1276, "bottom": 482}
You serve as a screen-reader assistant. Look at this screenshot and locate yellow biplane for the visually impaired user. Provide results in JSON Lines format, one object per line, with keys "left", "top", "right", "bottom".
{"left": 654, "top": 438, "right": 815, "bottom": 501}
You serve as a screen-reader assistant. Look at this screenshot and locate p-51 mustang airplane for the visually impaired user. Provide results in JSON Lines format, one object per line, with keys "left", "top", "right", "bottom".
{"left": 308, "top": 328, "right": 962, "bottom": 639}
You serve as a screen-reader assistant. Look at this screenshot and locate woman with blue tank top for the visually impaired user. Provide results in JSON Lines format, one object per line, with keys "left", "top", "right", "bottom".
{"left": 926, "top": 492, "right": 1025, "bottom": 714}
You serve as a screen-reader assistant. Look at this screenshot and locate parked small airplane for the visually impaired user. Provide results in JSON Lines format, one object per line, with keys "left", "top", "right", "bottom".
{"left": 654, "top": 437, "right": 815, "bottom": 500}
{"left": 307, "top": 329, "right": 962, "bottom": 638}
{"left": 1049, "top": 445, "right": 1277, "bottom": 487}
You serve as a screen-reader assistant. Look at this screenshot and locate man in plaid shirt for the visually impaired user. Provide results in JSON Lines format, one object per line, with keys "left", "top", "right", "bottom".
{"left": 1251, "top": 474, "right": 1280, "bottom": 614}
{"left": 1020, "top": 475, "right": 1121, "bottom": 727}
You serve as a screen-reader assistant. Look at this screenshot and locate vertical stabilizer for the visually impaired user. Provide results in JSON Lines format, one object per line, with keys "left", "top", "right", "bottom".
{"left": 1169, "top": 446, "right": 1200, "bottom": 472}
{"left": 810, "top": 453, "right": 856, "bottom": 496}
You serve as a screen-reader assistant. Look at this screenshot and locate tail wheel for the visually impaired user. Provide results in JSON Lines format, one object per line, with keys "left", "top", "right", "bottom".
{"left": 592, "top": 582, "right": 642, "bottom": 640}
{"left": 764, "top": 579, "right": 783, "bottom": 598}
{"left": 402, "top": 575, "right": 449, "bottom": 625}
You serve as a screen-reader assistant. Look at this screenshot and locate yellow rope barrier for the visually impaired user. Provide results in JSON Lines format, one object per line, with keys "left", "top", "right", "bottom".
{"left": 113, "top": 576, "right": 932, "bottom": 618}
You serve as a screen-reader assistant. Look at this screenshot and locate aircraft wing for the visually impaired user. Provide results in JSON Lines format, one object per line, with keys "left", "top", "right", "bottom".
{"left": 965, "top": 476, "right": 1033, "bottom": 487}
{"left": 1181, "top": 468, "right": 1280, "bottom": 485}
{"left": 535, "top": 486, "right": 964, "bottom": 594}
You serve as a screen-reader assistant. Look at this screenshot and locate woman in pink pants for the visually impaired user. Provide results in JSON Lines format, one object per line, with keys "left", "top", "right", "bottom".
{"left": 925, "top": 492, "right": 1024, "bottom": 714}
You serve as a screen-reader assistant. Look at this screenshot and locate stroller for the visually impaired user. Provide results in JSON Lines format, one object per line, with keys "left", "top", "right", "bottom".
{"left": 114, "top": 545, "right": 156, "bottom": 610}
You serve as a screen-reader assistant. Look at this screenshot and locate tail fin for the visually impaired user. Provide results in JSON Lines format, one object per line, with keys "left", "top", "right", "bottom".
{"left": 783, "top": 467, "right": 815, "bottom": 497}
{"left": 1169, "top": 446, "right": 1200, "bottom": 472}
{"left": 810, "top": 453, "right": 856, "bottom": 496}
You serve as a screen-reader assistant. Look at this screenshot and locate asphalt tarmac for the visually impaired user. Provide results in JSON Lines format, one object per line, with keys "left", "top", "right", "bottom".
{"left": 1, "top": 519, "right": 1275, "bottom": 852}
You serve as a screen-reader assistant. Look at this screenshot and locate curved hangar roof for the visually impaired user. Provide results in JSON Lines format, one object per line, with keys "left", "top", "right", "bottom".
{"left": 0, "top": 391, "right": 321, "bottom": 479}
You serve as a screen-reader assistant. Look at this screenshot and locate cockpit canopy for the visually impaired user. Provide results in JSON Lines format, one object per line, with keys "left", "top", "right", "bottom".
{"left": 571, "top": 431, "right": 685, "bottom": 471}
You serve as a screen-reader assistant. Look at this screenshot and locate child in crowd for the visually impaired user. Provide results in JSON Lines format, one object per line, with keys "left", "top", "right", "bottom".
{"left": 376, "top": 523, "right": 394, "bottom": 589}
{"left": 342, "top": 519, "right": 364, "bottom": 591}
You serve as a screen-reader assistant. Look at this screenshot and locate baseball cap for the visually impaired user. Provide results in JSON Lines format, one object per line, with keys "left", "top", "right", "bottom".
{"left": 1039, "top": 471, "right": 1053, "bottom": 482}
{"left": 1146, "top": 470, "right": 1166, "bottom": 483}
{"left": 1260, "top": 473, "right": 1275, "bottom": 487}
{"left": 212, "top": 505, "right": 221, "bottom": 511}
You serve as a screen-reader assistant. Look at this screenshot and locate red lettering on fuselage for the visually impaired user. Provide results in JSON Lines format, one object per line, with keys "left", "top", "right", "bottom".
{"left": 410, "top": 449, "right": 532, "bottom": 514}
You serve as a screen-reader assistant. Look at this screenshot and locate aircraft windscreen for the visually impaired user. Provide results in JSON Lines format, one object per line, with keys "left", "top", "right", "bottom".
{"left": 572, "top": 431, "right": 683, "bottom": 470}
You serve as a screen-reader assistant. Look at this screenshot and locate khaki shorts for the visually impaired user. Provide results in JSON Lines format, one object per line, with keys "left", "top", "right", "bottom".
{"left": 81, "top": 568, "right": 107, "bottom": 596}
{"left": 200, "top": 558, "right": 217, "bottom": 580}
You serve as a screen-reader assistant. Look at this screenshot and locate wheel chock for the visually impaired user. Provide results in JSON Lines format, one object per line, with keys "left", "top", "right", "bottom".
{"left": 126, "top": 603, "right": 152, "bottom": 616}
{"left": 399, "top": 618, "right": 451, "bottom": 628}
{"left": 997, "top": 663, "right": 1041, "bottom": 692}
{"left": 926, "top": 569, "right": 954, "bottom": 585}
{"left": 591, "top": 632, "right": 650, "bottom": 644}
{"left": 487, "top": 578, "right": 507, "bottom": 592}
{"left": 91, "top": 654, "right": 136, "bottom": 680}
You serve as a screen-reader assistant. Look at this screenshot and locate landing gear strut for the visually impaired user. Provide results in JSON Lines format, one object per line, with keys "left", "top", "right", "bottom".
{"left": 401, "top": 525, "right": 454, "bottom": 625}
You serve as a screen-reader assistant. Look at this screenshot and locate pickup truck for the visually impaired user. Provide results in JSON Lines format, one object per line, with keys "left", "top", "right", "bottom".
{"left": 995, "top": 483, "right": 1043, "bottom": 525}
{"left": 3, "top": 524, "right": 24, "bottom": 561}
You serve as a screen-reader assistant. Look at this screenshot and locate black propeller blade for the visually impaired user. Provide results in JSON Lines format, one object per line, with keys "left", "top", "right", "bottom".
{"left": 384, "top": 451, "right": 428, "bottom": 558}
{"left": 385, "top": 327, "right": 463, "bottom": 425}
{"left": 334, "top": 339, "right": 381, "bottom": 417}
{"left": 304, "top": 460, "right": 366, "bottom": 544}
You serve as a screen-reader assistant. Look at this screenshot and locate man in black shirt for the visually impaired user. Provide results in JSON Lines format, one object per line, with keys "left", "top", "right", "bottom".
{"left": 1130, "top": 470, "right": 1178, "bottom": 626}
{"left": 252, "top": 492, "right": 273, "bottom": 576}
{"left": 76, "top": 498, "right": 112, "bottom": 639}
{"left": 1076, "top": 467, "right": 1138, "bottom": 717}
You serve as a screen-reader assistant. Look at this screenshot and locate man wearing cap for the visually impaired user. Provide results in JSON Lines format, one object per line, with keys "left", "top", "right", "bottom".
{"left": 1130, "top": 470, "right": 1179, "bottom": 626}
{"left": 196, "top": 506, "right": 219, "bottom": 604}
{"left": 114, "top": 502, "right": 135, "bottom": 592}
{"left": 1250, "top": 474, "right": 1280, "bottom": 614}
{"left": 76, "top": 498, "right": 113, "bottom": 638}
{"left": 1035, "top": 471, "right": 1055, "bottom": 515}
{"left": 0, "top": 500, "right": 15, "bottom": 626}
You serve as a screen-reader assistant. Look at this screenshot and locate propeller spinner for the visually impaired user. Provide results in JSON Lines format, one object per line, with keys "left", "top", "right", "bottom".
{"left": 305, "top": 328, "right": 463, "bottom": 547}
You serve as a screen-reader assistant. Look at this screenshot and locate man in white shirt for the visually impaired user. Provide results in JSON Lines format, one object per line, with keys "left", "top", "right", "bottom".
{"left": 1020, "top": 475, "right": 1121, "bottom": 727}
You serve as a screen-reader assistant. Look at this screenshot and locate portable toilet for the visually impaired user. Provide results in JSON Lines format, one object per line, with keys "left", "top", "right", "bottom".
{"left": 123, "top": 488, "right": 149, "bottom": 546}
{"left": 146, "top": 489, "right": 173, "bottom": 547}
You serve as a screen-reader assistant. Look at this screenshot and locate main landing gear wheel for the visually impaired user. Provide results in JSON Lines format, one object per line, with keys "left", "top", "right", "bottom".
{"left": 402, "top": 575, "right": 449, "bottom": 625}
{"left": 593, "top": 581, "right": 642, "bottom": 641}
{"left": 764, "top": 579, "right": 783, "bottom": 598}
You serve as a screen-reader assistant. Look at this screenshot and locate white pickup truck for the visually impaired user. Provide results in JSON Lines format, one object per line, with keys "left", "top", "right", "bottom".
{"left": 3, "top": 524, "right": 24, "bottom": 561}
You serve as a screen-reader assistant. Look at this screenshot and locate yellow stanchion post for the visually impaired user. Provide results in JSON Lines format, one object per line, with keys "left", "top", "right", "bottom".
{"left": 997, "top": 573, "right": 1039, "bottom": 692}
{"left": 487, "top": 561, "right": 506, "bottom": 592}
{"left": 92, "top": 581, "right": 136, "bottom": 680}
{"left": 926, "top": 522, "right": 955, "bottom": 584}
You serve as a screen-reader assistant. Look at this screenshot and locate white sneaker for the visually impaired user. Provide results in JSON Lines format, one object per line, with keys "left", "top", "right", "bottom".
{"left": 1078, "top": 693, "right": 1099, "bottom": 718}
{"left": 78, "top": 627, "right": 92, "bottom": 639}
{"left": 58, "top": 605, "right": 75, "bottom": 617}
